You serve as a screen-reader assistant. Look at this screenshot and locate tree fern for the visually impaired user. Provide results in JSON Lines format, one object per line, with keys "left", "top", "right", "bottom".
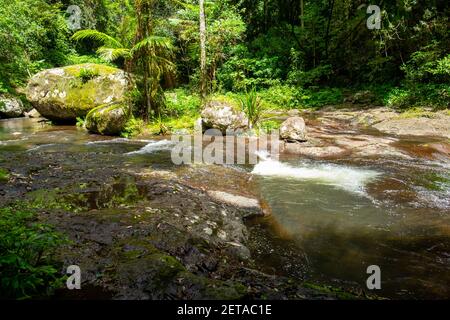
{"left": 71, "top": 30, "right": 124, "bottom": 48}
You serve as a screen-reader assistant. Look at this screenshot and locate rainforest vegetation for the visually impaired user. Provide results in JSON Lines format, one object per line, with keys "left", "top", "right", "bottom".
{"left": 0, "top": 0, "right": 449, "bottom": 300}
{"left": 1, "top": 0, "right": 449, "bottom": 133}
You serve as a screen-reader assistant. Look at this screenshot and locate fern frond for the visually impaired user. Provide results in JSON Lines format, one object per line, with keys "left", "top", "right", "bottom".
{"left": 96, "top": 47, "right": 131, "bottom": 62}
{"left": 71, "top": 30, "right": 124, "bottom": 48}
{"left": 131, "top": 36, "right": 174, "bottom": 55}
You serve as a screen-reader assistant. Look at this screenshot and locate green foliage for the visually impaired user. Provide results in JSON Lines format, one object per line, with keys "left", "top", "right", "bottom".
{"left": 0, "top": 0, "right": 72, "bottom": 89}
{"left": 385, "top": 84, "right": 450, "bottom": 110}
{"left": 77, "top": 68, "right": 100, "bottom": 83}
{"left": 258, "top": 85, "right": 306, "bottom": 109}
{"left": 287, "top": 64, "right": 333, "bottom": 87}
{"left": 177, "top": 1, "right": 246, "bottom": 93}
{"left": 76, "top": 117, "right": 85, "bottom": 128}
{"left": 402, "top": 48, "right": 450, "bottom": 84}
{"left": 146, "top": 88, "right": 201, "bottom": 134}
{"left": 303, "top": 87, "right": 343, "bottom": 108}
{"left": 256, "top": 85, "right": 343, "bottom": 109}
{"left": 0, "top": 168, "right": 10, "bottom": 182}
{"left": 154, "top": 115, "right": 169, "bottom": 136}
{"left": 164, "top": 88, "right": 201, "bottom": 117}
{"left": 0, "top": 206, "right": 66, "bottom": 299}
{"left": 259, "top": 120, "right": 281, "bottom": 133}
{"left": 121, "top": 117, "right": 145, "bottom": 138}
{"left": 65, "top": 54, "right": 115, "bottom": 67}
{"left": 240, "top": 87, "right": 263, "bottom": 128}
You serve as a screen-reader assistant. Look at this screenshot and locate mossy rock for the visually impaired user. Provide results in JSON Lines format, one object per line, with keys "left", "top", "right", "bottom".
{"left": 201, "top": 96, "right": 248, "bottom": 133}
{"left": 26, "top": 63, "right": 130, "bottom": 123}
{"left": 0, "top": 95, "right": 25, "bottom": 118}
{"left": 85, "top": 103, "right": 130, "bottom": 136}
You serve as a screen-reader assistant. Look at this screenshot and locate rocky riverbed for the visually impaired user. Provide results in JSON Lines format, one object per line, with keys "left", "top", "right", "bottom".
{"left": 0, "top": 118, "right": 347, "bottom": 300}
{"left": 1, "top": 103, "right": 449, "bottom": 299}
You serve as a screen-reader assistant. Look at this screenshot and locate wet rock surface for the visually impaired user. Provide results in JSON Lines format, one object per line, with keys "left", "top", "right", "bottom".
{"left": 0, "top": 133, "right": 338, "bottom": 300}
{"left": 26, "top": 64, "right": 130, "bottom": 122}
{"left": 0, "top": 95, "right": 25, "bottom": 118}
{"left": 85, "top": 103, "right": 130, "bottom": 136}
{"left": 280, "top": 117, "right": 308, "bottom": 142}
{"left": 201, "top": 99, "right": 248, "bottom": 133}
{"left": 275, "top": 107, "right": 449, "bottom": 160}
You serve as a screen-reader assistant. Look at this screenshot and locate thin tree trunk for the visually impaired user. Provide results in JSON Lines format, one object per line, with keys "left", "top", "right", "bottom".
{"left": 325, "top": 0, "right": 335, "bottom": 60}
{"left": 300, "top": 0, "right": 304, "bottom": 29}
{"left": 199, "top": 0, "right": 207, "bottom": 99}
{"left": 264, "top": 0, "right": 268, "bottom": 32}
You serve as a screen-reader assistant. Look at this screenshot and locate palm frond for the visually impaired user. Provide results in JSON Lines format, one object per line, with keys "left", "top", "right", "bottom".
{"left": 131, "top": 36, "right": 174, "bottom": 55}
{"left": 71, "top": 30, "right": 124, "bottom": 48}
{"left": 172, "top": 0, "right": 199, "bottom": 13}
{"left": 96, "top": 47, "right": 131, "bottom": 62}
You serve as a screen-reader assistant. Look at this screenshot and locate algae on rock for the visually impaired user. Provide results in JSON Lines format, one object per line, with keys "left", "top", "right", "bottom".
{"left": 26, "top": 63, "right": 130, "bottom": 122}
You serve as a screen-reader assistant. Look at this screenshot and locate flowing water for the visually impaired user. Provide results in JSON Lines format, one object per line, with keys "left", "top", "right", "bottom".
{"left": 1, "top": 117, "right": 449, "bottom": 299}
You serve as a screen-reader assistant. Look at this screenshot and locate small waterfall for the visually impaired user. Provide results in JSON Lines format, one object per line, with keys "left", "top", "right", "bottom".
{"left": 252, "top": 151, "right": 380, "bottom": 193}
{"left": 126, "top": 140, "right": 174, "bottom": 155}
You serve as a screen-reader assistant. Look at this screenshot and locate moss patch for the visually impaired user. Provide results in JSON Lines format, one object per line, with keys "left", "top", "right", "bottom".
{"left": 63, "top": 63, "right": 118, "bottom": 78}
{"left": 110, "top": 238, "right": 248, "bottom": 299}
{"left": 399, "top": 107, "right": 438, "bottom": 119}
{"left": 85, "top": 102, "right": 130, "bottom": 135}
{"left": 0, "top": 168, "right": 10, "bottom": 182}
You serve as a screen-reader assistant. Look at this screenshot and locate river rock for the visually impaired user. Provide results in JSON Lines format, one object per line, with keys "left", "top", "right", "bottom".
{"left": 85, "top": 103, "right": 130, "bottom": 136}
{"left": 0, "top": 95, "right": 25, "bottom": 118}
{"left": 26, "top": 63, "right": 130, "bottom": 122}
{"left": 207, "top": 191, "right": 261, "bottom": 210}
{"left": 24, "top": 108, "right": 41, "bottom": 118}
{"left": 373, "top": 116, "right": 450, "bottom": 138}
{"left": 201, "top": 99, "right": 248, "bottom": 133}
{"left": 280, "top": 116, "right": 308, "bottom": 142}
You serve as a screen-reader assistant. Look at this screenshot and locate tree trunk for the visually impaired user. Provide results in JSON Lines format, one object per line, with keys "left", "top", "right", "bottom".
{"left": 300, "top": 0, "right": 304, "bottom": 29}
{"left": 199, "top": 0, "right": 207, "bottom": 99}
{"left": 264, "top": 0, "right": 268, "bottom": 32}
{"left": 325, "top": 0, "right": 335, "bottom": 60}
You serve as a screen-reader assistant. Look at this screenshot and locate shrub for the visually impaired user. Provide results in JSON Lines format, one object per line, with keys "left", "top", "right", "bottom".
{"left": 76, "top": 117, "right": 85, "bottom": 128}
{"left": 257, "top": 85, "right": 343, "bottom": 109}
{"left": 260, "top": 120, "right": 281, "bottom": 133}
{"left": 287, "top": 65, "right": 333, "bottom": 87}
{"left": 258, "top": 85, "right": 306, "bottom": 110}
{"left": 303, "top": 88, "right": 344, "bottom": 108}
{"left": 164, "top": 88, "right": 201, "bottom": 117}
{"left": 385, "top": 84, "right": 450, "bottom": 110}
{"left": 0, "top": 206, "right": 66, "bottom": 299}
{"left": 121, "top": 117, "right": 145, "bottom": 138}
{"left": 240, "top": 87, "right": 263, "bottom": 129}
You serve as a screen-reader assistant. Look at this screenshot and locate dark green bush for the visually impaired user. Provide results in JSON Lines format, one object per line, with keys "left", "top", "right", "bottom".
{"left": 0, "top": 206, "right": 66, "bottom": 299}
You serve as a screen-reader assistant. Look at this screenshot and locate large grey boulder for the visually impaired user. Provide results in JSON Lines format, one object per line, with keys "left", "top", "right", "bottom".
{"left": 0, "top": 95, "right": 25, "bottom": 118}
{"left": 85, "top": 103, "right": 130, "bottom": 136}
{"left": 280, "top": 116, "right": 308, "bottom": 142}
{"left": 26, "top": 63, "right": 129, "bottom": 122}
{"left": 201, "top": 99, "right": 248, "bottom": 133}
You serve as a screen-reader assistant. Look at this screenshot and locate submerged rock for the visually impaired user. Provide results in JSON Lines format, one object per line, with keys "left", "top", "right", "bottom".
{"left": 201, "top": 98, "right": 248, "bottom": 133}
{"left": 0, "top": 95, "right": 25, "bottom": 118}
{"left": 85, "top": 103, "right": 130, "bottom": 136}
{"left": 24, "top": 108, "right": 41, "bottom": 118}
{"left": 280, "top": 116, "right": 308, "bottom": 142}
{"left": 207, "top": 190, "right": 261, "bottom": 211}
{"left": 26, "top": 63, "right": 130, "bottom": 122}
